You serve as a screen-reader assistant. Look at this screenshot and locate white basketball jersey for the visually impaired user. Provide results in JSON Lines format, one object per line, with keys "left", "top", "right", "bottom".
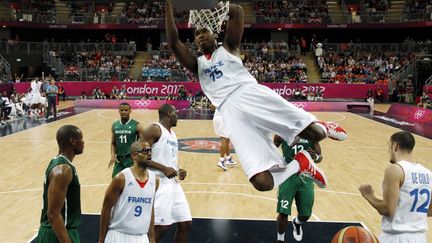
{"left": 108, "top": 168, "right": 156, "bottom": 235}
{"left": 382, "top": 161, "right": 432, "bottom": 234}
{"left": 150, "top": 123, "right": 179, "bottom": 177}
{"left": 197, "top": 46, "right": 257, "bottom": 107}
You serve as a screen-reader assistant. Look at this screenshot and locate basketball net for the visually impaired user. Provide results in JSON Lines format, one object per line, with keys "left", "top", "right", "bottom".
{"left": 188, "top": 1, "right": 229, "bottom": 34}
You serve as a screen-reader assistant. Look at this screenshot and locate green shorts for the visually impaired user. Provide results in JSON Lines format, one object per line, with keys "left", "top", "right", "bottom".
{"left": 112, "top": 157, "right": 133, "bottom": 177}
{"left": 276, "top": 174, "right": 314, "bottom": 217}
{"left": 37, "top": 226, "right": 80, "bottom": 243}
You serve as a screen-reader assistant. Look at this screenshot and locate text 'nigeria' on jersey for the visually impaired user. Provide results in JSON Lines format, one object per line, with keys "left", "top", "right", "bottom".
{"left": 115, "top": 129, "right": 133, "bottom": 134}
{"left": 204, "top": 60, "right": 224, "bottom": 82}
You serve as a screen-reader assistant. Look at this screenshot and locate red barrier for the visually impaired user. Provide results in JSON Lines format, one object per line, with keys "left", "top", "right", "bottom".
{"left": 14, "top": 82, "right": 388, "bottom": 99}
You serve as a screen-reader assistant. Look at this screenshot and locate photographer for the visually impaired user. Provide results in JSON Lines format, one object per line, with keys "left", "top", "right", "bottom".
{"left": 418, "top": 91, "right": 431, "bottom": 109}
{"left": 1, "top": 91, "right": 12, "bottom": 124}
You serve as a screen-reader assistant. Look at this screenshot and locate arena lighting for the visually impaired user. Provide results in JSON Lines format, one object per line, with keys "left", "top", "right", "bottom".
{"left": 2, "top": 25, "right": 6, "bottom": 28}
{"left": 277, "top": 28, "right": 282, "bottom": 30}
{"left": 16, "top": 58, "right": 21, "bottom": 62}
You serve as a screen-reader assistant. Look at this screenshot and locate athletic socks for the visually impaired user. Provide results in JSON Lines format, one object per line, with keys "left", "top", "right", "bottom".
{"left": 277, "top": 232, "right": 285, "bottom": 241}
{"left": 271, "top": 160, "right": 300, "bottom": 186}
{"left": 315, "top": 122, "right": 328, "bottom": 137}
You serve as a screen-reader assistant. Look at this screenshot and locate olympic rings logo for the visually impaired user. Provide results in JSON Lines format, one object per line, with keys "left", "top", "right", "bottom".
{"left": 414, "top": 110, "right": 426, "bottom": 119}
{"left": 292, "top": 102, "right": 307, "bottom": 109}
{"left": 134, "top": 100, "right": 152, "bottom": 107}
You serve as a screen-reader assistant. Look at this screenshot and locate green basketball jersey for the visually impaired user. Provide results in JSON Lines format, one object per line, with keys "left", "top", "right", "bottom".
{"left": 112, "top": 119, "right": 139, "bottom": 157}
{"left": 281, "top": 138, "right": 314, "bottom": 164}
{"left": 40, "top": 155, "right": 81, "bottom": 229}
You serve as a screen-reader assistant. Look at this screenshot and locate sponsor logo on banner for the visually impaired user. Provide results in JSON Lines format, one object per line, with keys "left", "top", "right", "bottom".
{"left": 414, "top": 110, "right": 426, "bottom": 119}
{"left": 179, "top": 137, "right": 235, "bottom": 154}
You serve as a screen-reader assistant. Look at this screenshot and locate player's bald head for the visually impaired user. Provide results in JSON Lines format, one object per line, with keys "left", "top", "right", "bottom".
{"left": 56, "top": 125, "right": 82, "bottom": 149}
{"left": 158, "top": 104, "right": 175, "bottom": 119}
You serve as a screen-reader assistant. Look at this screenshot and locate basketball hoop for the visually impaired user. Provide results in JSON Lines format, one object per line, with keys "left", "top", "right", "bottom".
{"left": 188, "top": 1, "right": 230, "bottom": 34}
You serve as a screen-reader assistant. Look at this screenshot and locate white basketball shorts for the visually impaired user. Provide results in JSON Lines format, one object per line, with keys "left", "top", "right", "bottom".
{"left": 154, "top": 178, "right": 192, "bottom": 225}
{"left": 379, "top": 232, "right": 427, "bottom": 243}
{"left": 213, "top": 110, "right": 228, "bottom": 138}
{"left": 105, "top": 229, "right": 149, "bottom": 243}
{"left": 220, "top": 83, "right": 316, "bottom": 179}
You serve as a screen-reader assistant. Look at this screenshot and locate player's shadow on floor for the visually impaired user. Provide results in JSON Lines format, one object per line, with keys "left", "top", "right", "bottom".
{"left": 31, "top": 214, "right": 362, "bottom": 243}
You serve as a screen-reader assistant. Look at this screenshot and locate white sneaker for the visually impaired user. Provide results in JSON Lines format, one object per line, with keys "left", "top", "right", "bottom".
{"left": 225, "top": 158, "right": 237, "bottom": 166}
{"left": 292, "top": 218, "right": 303, "bottom": 241}
{"left": 217, "top": 161, "right": 227, "bottom": 171}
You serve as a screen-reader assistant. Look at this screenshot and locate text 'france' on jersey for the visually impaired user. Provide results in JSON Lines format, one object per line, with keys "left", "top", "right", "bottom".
{"left": 197, "top": 46, "right": 257, "bottom": 107}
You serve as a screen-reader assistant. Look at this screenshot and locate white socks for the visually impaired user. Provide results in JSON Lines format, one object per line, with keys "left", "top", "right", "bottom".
{"left": 277, "top": 232, "right": 285, "bottom": 241}
{"left": 271, "top": 160, "right": 300, "bottom": 186}
{"left": 315, "top": 122, "right": 328, "bottom": 137}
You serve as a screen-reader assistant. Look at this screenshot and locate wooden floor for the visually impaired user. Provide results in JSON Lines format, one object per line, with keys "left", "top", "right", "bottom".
{"left": 1, "top": 107, "right": 432, "bottom": 242}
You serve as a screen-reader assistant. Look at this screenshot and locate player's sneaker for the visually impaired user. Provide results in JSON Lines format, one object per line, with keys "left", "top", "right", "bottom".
{"left": 225, "top": 158, "right": 237, "bottom": 166}
{"left": 292, "top": 218, "right": 303, "bottom": 241}
{"left": 317, "top": 121, "right": 347, "bottom": 141}
{"left": 295, "top": 150, "right": 327, "bottom": 188}
{"left": 217, "top": 160, "right": 227, "bottom": 171}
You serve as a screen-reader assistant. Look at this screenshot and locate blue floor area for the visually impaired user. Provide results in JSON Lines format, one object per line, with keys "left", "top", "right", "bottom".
{"left": 30, "top": 214, "right": 363, "bottom": 243}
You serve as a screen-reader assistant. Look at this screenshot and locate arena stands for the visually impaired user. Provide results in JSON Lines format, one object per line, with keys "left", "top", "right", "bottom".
{"left": 317, "top": 42, "right": 430, "bottom": 84}
{"left": 254, "top": 0, "right": 331, "bottom": 23}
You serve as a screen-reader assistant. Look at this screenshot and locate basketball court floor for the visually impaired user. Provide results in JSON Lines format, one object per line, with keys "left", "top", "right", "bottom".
{"left": 1, "top": 103, "right": 432, "bottom": 242}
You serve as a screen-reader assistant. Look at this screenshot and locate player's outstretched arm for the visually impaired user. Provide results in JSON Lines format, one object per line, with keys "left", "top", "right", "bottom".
{"left": 47, "top": 165, "right": 73, "bottom": 243}
{"left": 223, "top": 4, "right": 243, "bottom": 55}
{"left": 165, "top": 1, "right": 198, "bottom": 74}
{"left": 98, "top": 174, "right": 125, "bottom": 243}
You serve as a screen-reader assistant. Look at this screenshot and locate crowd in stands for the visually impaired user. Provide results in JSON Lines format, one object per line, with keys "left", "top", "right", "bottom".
{"left": 317, "top": 51, "right": 414, "bottom": 84}
{"left": 45, "top": 35, "right": 136, "bottom": 81}
{"left": 8, "top": 0, "right": 56, "bottom": 23}
{"left": 4, "top": 0, "right": 432, "bottom": 25}
{"left": 404, "top": 0, "right": 432, "bottom": 21}
{"left": 68, "top": 2, "right": 114, "bottom": 23}
{"left": 254, "top": 0, "right": 330, "bottom": 23}
{"left": 122, "top": 1, "right": 188, "bottom": 24}
{"left": 364, "top": 0, "right": 389, "bottom": 12}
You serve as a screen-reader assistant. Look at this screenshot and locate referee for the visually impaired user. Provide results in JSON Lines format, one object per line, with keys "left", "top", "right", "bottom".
{"left": 46, "top": 79, "right": 58, "bottom": 118}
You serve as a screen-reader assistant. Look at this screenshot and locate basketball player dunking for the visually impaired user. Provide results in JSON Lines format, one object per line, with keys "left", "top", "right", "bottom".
{"left": 165, "top": 1, "right": 347, "bottom": 191}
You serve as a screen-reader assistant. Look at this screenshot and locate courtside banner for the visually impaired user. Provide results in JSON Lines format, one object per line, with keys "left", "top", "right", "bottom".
{"left": 74, "top": 99, "right": 190, "bottom": 109}
{"left": 387, "top": 103, "right": 432, "bottom": 124}
{"left": 14, "top": 82, "right": 388, "bottom": 99}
